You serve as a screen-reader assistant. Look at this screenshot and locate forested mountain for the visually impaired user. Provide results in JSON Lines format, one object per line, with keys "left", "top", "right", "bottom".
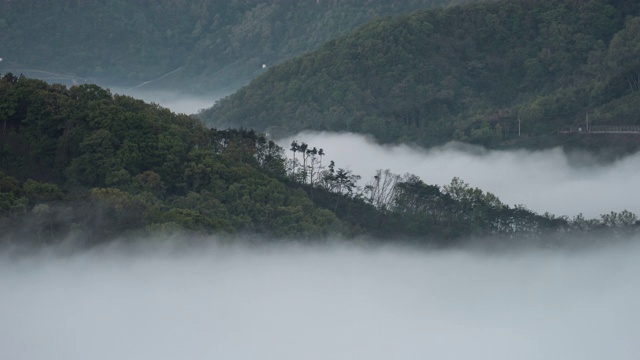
{"left": 1, "top": 75, "right": 638, "bottom": 246}
{"left": 0, "top": 74, "right": 345, "bottom": 242}
{"left": 201, "top": 0, "right": 640, "bottom": 152}
{"left": 0, "top": 0, "right": 477, "bottom": 93}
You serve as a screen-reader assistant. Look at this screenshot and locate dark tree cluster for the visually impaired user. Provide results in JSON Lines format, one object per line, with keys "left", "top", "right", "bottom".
{"left": 0, "top": 75, "right": 342, "bottom": 244}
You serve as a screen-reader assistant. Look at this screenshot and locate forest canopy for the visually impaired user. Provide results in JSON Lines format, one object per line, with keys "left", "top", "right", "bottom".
{"left": 201, "top": 0, "right": 640, "bottom": 152}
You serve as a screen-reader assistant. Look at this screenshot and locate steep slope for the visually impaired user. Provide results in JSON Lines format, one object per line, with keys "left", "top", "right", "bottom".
{"left": 0, "top": 0, "right": 477, "bottom": 93}
{"left": 201, "top": 0, "right": 640, "bottom": 151}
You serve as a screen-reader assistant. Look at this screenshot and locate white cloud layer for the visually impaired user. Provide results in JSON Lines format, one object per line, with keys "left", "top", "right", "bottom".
{"left": 1, "top": 240, "right": 639, "bottom": 360}
{"left": 280, "top": 132, "right": 640, "bottom": 218}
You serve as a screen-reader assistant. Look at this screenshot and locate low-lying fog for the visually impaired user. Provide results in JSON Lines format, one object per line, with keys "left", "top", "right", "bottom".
{"left": 2, "top": 240, "right": 638, "bottom": 359}
{"left": 111, "top": 88, "right": 222, "bottom": 115}
{"left": 281, "top": 132, "right": 640, "bottom": 218}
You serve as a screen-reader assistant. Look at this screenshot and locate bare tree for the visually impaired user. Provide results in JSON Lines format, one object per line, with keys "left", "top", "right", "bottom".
{"left": 364, "top": 169, "right": 401, "bottom": 210}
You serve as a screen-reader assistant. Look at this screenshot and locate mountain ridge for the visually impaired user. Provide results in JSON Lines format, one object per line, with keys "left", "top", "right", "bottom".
{"left": 200, "top": 0, "right": 640, "bottom": 153}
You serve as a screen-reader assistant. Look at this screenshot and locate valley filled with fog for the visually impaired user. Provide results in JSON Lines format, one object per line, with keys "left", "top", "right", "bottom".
{"left": 110, "top": 87, "right": 222, "bottom": 115}
{"left": 281, "top": 131, "right": 640, "bottom": 219}
{"left": 3, "top": 1, "right": 640, "bottom": 358}
{"left": 3, "top": 85, "right": 640, "bottom": 360}
{"left": 2, "top": 240, "right": 639, "bottom": 360}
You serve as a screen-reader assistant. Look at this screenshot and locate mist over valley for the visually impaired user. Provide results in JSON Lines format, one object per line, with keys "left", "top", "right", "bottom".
{"left": 109, "top": 89, "right": 640, "bottom": 220}
{"left": 2, "top": 0, "right": 640, "bottom": 357}
{"left": 281, "top": 131, "right": 640, "bottom": 218}
{"left": 110, "top": 87, "right": 224, "bottom": 115}
{"left": 2, "top": 239, "right": 639, "bottom": 360}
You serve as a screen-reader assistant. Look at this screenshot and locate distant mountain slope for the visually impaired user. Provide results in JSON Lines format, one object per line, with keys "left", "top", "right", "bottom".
{"left": 201, "top": 0, "right": 640, "bottom": 151}
{"left": 0, "top": 0, "right": 477, "bottom": 92}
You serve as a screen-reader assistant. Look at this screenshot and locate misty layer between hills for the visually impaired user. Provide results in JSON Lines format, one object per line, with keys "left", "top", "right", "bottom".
{"left": 109, "top": 87, "right": 223, "bottom": 115}
{"left": 281, "top": 131, "right": 640, "bottom": 218}
{"left": 1, "top": 239, "right": 638, "bottom": 360}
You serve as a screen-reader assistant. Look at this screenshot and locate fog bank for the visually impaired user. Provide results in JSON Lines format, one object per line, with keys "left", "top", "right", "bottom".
{"left": 111, "top": 88, "right": 223, "bottom": 115}
{"left": 1, "top": 240, "right": 639, "bottom": 360}
{"left": 281, "top": 132, "right": 640, "bottom": 218}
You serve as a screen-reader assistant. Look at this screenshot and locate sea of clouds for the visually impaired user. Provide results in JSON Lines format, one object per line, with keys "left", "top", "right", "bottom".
{"left": 1, "top": 240, "right": 638, "bottom": 360}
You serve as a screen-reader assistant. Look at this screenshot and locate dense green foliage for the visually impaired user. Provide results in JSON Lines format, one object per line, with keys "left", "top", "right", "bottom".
{"left": 0, "top": 74, "right": 345, "bottom": 243}
{"left": 202, "top": 0, "right": 640, "bottom": 152}
{"left": 0, "top": 0, "right": 476, "bottom": 92}
{"left": 1, "top": 76, "right": 638, "bottom": 246}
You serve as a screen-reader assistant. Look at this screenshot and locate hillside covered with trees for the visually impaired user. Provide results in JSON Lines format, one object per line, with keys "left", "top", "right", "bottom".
{"left": 201, "top": 0, "right": 640, "bottom": 153}
{"left": 2, "top": 75, "right": 639, "bottom": 247}
{"left": 0, "top": 0, "right": 477, "bottom": 93}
